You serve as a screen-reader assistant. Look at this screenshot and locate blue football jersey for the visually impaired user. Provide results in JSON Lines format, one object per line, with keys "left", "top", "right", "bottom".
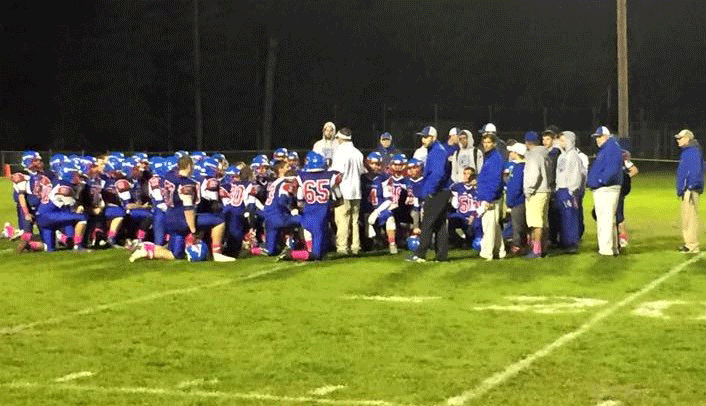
{"left": 361, "top": 172, "right": 388, "bottom": 214}
{"left": 297, "top": 170, "right": 339, "bottom": 217}
{"left": 162, "top": 171, "right": 200, "bottom": 210}
{"left": 450, "top": 182, "right": 481, "bottom": 220}
{"left": 405, "top": 176, "right": 424, "bottom": 210}
{"left": 262, "top": 177, "right": 296, "bottom": 220}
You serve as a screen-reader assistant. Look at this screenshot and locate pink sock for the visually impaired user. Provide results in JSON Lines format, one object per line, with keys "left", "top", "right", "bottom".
{"left": 533, "top": 241, "right": 542, "bottom": 254}
{"left": 108, "top": 230, "right": 117, "bottom": 239}
{"left": 136, "top": 230, "right": 146, "bottom": 241}
{"left": 143, "top": 242, "right": 155, "bottom": 259}
{"left": 5, "top": 224, "right": 14, "bottom": 236}
{"left": 212, "top": 244, "right": 222, "bottom": 254}
{"left": 165, "top": 234, "right": 170, "bottom": 242}
{"left": 29, "top": 241, "right": 44, "bottom": 251}
{"left": 305, "top": 240, "right": 313, "bottom": 252}
{"left": 59, "top": 233, "right": 68, "bottom": 244}
{"left": 291, "top": 250, "right": 309, "bottom": 261}
{"left": 74, "top": 234, "right": 83, "bottom": 246}
{"left": 250, "top": 247, "right": 263, "bottom": 256}
{"left": 22, "top": 232, "right": 32, "bottom": 242}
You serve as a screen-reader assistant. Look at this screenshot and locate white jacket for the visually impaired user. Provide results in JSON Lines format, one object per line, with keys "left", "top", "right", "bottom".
{"left": 330, "top": 141, "right": 367, "bottom": 199}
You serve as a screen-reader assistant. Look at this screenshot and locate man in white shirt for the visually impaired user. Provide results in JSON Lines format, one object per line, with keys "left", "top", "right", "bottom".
{"left": 313, "top": 122, "right": 338, "bottom": 163}
{"left": 330, "top": 127, "right": 367, "bottom": 254}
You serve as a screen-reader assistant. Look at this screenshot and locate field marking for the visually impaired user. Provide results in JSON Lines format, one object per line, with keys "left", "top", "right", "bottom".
{"left": 177, "top": 378, "right": 219, "bottom": 388}
{"left": 596, "top": 401, "right": 622, "bottom": 406}
{"left": 0, "top": 262, "right": 304, "bottom": 336}
{"left": 445, "top": 253, "right": 705, "bottom": 406}
{"left": 310, "top": 384, "right": 346, "bottom": 396}
{"left": 343, "top": 295, "right": 441, "bottom": 303}
{"left": 473, "top": 296, "right": 608, "bottom": 314}
{"left": 632, "top": 300, "right": 689, "bottom": 319}
{"left": 55, "top": 371, "right": 94, "bottom": 382}
{"left": 3, "top": 382, "right": 405, "bottom": 406}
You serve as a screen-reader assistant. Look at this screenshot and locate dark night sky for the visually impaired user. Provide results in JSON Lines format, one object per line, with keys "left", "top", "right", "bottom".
{"left": 2, "top": 0, "right": 705, "bottom": 153}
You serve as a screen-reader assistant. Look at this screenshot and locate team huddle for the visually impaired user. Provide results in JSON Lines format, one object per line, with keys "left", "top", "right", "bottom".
{"left": 3, "top": 121, "right": 642, "bottom": 262}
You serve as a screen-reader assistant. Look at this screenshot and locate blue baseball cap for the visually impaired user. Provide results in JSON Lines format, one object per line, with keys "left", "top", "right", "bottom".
{"left": 524, "top": 131, "right": 539, "bottom": 142}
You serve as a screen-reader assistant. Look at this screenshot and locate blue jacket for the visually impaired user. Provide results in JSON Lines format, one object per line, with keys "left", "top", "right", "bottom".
{"left": 676, "top": 139, "right": 705, "bottom": 197}
{"left": 505, "top": 162, "right": 525, "bottom": 208}
{"left": 420, "top": 141, "right": 452, "bottom": 199}
{"left": 586, "top": 137, "right": 623, "bottom": 189}
{"left": 477, "top": 148, "right": 505, "bottom": 202}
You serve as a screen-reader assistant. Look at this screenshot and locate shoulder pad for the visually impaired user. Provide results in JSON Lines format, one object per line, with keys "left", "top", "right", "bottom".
{"left": 115, "top": 179, "right": 132, "bottom": 192}
{"left": 57, "top": 185, "right": 74, "bottom": 197}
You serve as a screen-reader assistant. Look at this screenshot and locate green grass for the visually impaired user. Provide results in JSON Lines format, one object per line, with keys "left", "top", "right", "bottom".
{"left": 1, "top": 173, "right": 705, "bottom": 406}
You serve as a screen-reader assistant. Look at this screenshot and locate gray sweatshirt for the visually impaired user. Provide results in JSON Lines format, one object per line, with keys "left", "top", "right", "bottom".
{"left": 523, "top": 145, "right": 552, "bottom": 196}
{"left": 452, "top": 137, "right": 484, "bottom": 182}
{"left": 555, "top": 131, "right": 585, "bottom": 193}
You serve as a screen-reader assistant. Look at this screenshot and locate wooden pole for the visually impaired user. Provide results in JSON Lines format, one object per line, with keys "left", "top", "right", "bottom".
{"left": 193, "top": 0, "right": 203, "bottom": 150}
{"left": 617, "top": 0, "right": 629, "bottom": 138}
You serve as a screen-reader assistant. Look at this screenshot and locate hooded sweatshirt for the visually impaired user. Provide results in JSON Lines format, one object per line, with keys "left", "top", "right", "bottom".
{"left": 555, "top": 131, "right": 585, "bottom": 194}
{"left": 313, "top": 122, "right": 338, "bottom": 161}
{"left": 452, "top": 132, "right": 484, "bottom": 182}
{"left": 676, "top": 138, "right": 705, "bottom": 197}
{"left": 523, "top": 144, "right": 552, "bottom": 197}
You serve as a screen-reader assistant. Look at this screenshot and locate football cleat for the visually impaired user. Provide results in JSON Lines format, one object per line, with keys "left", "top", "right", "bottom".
{"left": 213, "top": 253, "right": 236, "bottom": 262}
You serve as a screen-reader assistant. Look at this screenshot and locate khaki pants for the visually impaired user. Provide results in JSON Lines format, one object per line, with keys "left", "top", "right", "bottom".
{"left": 335, "top": 199, "right": 360, "bottom": 253}
{"left": 681, "top": 190, "right": 701, "bottom": 251}
{"left": 480, "top": 197, "right": 506, "bottom": 260}
{"left": 593, "top": 186, "right": 621, "bottom": 256}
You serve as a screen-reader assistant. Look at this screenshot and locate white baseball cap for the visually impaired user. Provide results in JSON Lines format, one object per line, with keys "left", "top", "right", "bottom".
{"left": 507, "top": 142, "right": 527, "bottom": 156}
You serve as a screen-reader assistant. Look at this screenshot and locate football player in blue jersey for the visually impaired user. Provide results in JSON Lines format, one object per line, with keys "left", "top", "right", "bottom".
{"left": 359, "top": 152, "right": 388, "bottom": 251}
{"left": 253, "top": 160, "right": 301, "bottom": 256}
{"left": 405, "top": 158, "right": 425, "bottom": 233}
{"left": 14, "top": 152, "right": 58, "bottom": 252}
{"left": 130, "top": 156, "right": 234, "bottom": 262}
{"left": 368, "top": 153, "right": 409, "bottom": 254}
{"left": 220, "top": 166, "right": 252, "bottom": 256}
{"left": 287, "top": 151, "right": 300, "bottom": 170}
{"left": 148, "top": 159, "right": 168, "bottom": 246}
{"left": 101, "top": 161, "right": 128, "bottom": 247}
{"left": 279, "top": 151, "right": 340, "bottom": 261}
{"left": 32, "top": 165, "right": 88, "bottom": 252}
{"left": 448, "top": 167, "right": 483, "bottom": 250}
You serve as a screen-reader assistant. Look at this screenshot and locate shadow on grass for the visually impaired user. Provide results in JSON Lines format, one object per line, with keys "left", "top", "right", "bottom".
{"left": 623, "top": 236, "right": 683, "bottom": 255}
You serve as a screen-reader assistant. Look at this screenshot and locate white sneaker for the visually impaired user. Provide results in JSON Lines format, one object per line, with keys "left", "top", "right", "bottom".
{"left": 129, "top": 245, "right": 147, "bottom": 263}
{"left": 213, "top": 253, "right": 236, "bottom": 262}
{"left": 389, "top": 244, "right": 398, "bottom": 254}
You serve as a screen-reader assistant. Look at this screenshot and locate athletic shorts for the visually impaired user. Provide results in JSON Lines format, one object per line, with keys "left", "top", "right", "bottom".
{"left": 525, "top": 192, "right": 550, "bottom": 228}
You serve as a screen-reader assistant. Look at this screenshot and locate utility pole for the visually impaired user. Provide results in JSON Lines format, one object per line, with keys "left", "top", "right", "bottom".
{"left": 617, "top": 0, "right": 628, "bottom": 138}
{"left": 193, "top": 0, "right": 203, "bottom": 150}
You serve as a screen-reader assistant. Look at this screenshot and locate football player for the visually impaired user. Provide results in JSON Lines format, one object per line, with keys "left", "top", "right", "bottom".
{"left": 255, "top": 161, "right": 301, "bottom": 256}
{"left": 448, "top": 167, "right": 483, "bottom": 250}
{"left": 280, "top": 151, "right": 339, "bottom": 261}
{"left": 220, "top": 166, "right": 252, "bottom": 256}
{"left": 359, "top": 152, "right": 388, "bottom": 251}
{"left": 368, "top": 153, "right": 409, "bottom": 254}
{"left": 405, "top": 158, "right": 424, "bottom": 232}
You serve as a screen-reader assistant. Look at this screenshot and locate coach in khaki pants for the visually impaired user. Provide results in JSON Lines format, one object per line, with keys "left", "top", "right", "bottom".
{"left": 586, "top": 126, "right": 624, "bottom": 256}
{"left": 330, "top": 128, "right": 366, "bottom": 254}
{"left": 675, "top": 129, "right": 704, "bottom": 254}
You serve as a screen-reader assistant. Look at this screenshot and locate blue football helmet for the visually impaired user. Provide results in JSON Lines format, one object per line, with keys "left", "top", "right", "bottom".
{"left": 58, "top": 164, "right": 80, "bottom": 184}
{"left": 202, "top": 157, "right": 220, "bottom": 178}
{"left": 390, "top": 153, "right": 408, "bottom": 165}
{"left": 49, "top": 153, "right": 68, "bottom": 172}
{"left": 185, "top": 240, "right": 209, "bottom": 262}
{"left": 21, "top": 151, "right": 41, "bottom": 170}
{"left": 304, "top": 151, "right": 326, "bottom": 172}
{"left": 287, "top": 151, "right": 299, "bottom": 161}
{"left": 407, "top": 158, "right": 423, "bottom": 168}
{"left": 273, "top": 147, "right": 288, "bottom": 160}
{"left": 211, "top": 152, "right": 226, "bottom": 163}
{"left": 407, "top": 235, "right": 420, "bottom": 252}
{"left": 191, "top": 151, "right": 207, "bottom": 162}
{"left": 366, "top": 151, "right": 383, "bottom": 163}
{"left": 224, "top": 165, "right": 239, "bottom": 177}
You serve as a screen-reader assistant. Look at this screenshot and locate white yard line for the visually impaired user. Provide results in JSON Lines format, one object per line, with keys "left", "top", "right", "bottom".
{"left": 55, "top": 371, "right": 94, "bottom": 382}
{"left": 596, "top": 401, "right": 622, "bottom": 406}
{"left": 177, "top": 378, "right": 219, "bottom": 388}
{"left": 0, "top": 262, "right": 303, "bottom": 336}
{"left": 309, "top": 385, "right": 346, "bottom": 396}
{"left": 3, "top": 382, "right": 404, "bottom": 406}
{"left": 343, "top": 295, "right": 441, "bottom": 303}
{"left": 445, "top": 253, "right": 705, "bottom": 406}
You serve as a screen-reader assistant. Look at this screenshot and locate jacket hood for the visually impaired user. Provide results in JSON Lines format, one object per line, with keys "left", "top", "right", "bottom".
{"left": 686, "top": 139, "right": 701, "bottom": 149}
{"left": 322, "top": 122, "right": 336, "bottom": 140}
{"left": 459, "top": 130, "right": 474, "bottom": 149}
{"left": 561, "top": 131, "right": 576, "bottom": 151}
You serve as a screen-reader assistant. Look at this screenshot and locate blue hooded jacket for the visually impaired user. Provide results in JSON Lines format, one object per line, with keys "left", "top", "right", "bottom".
{"left": 420, "top": 141, "right": 452, "bottom": 199}
{"left": 676, "top": 139, "right": 705, "bottom": 197}
{"left": 477, "top": 148, "right": 505, "bottom": 202}
{"left": 586, "top": 136, "right": 623, "bottom": 189}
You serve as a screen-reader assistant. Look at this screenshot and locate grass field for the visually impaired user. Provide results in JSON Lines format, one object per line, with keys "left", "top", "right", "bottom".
{"left": 1, "top": 173, "right": 705, "bottom": 406}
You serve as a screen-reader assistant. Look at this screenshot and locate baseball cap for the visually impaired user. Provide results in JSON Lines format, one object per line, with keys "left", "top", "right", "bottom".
{"left": 379, "top": 132, "right": 392, "bottom": 140}
{"left": 674, "top": 129, "right": 694, "bottom": 140}
{"left": 507, "top": 142, "right": 527, "bottom": 156}
{"left": 481, "top": 123, "right": 497, "bottom": 134}
{"left": 335, "top": 129, "right": 352, "bottom": 140}
{"left": 448, "top": 127, "right": 462, "bottom": 136}
{"left": 459, "top": 129, "right": 472, "bottom": 137}
{"left": 592, "top": 126, "right": 611, "bottom": 137}
{"left": 416, "top": 126, "right": 437, "bottom": 137}
{"left": 524, "top": 131, "right": 539, "bottom": 142}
